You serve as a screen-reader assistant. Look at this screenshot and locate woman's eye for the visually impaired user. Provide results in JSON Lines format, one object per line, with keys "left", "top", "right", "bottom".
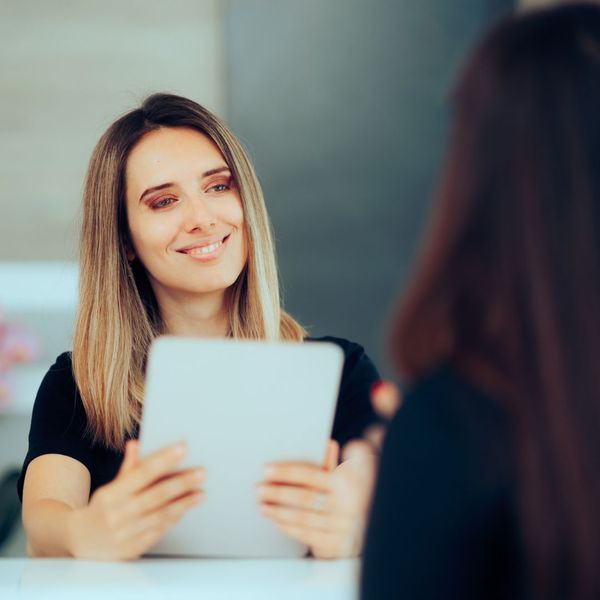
{"left": 151, "top": 197, "right": 176, "bottom": 209}
{"left": 207, "top": 183, "right": 230, "bottom": 193}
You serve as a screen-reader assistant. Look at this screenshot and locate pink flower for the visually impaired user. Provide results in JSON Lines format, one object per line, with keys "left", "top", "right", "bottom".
{"left": 0, "top": 376, "right": 12, "bottom": 407}
{"left": 0, "top": 309, "right": 39, "bottom": 409}
{"left": 0, "top": 324, "right": 39, "bottom": 371}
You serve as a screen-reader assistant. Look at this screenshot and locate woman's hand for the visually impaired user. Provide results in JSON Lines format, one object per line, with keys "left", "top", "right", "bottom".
{"left": 363, "top": 380, "right": 402, "bottom": 451}
{"left": 257, "top": 440, "right": 377, "bottom": 559}
{"left": 67, "top": 440, "right": 205, "bottom": 560}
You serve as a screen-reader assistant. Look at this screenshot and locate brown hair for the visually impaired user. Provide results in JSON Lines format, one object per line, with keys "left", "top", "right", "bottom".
{"left": 392, "top": 4, "right": 600, "bottom": 598}
{"left": 73, "top": 94, "right": 306, "bottom": 452}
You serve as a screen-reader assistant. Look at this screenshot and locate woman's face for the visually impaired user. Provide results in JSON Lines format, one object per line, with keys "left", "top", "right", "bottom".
{"left": 125, "top": 127, "right": 247, "bottom": 300}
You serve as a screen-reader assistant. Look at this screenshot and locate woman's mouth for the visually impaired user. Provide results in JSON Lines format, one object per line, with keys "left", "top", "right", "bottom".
{"left": 177, "top": 234, "right": 231, "bottom": 262}
{"left": 186, "top": 239, "right": 223, "bottom": 256}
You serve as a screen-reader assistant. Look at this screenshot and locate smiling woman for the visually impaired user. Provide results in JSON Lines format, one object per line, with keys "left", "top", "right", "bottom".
{"left": 125, "top": 127, "right": 248, "bottom": 330}
{"left": 17, "top": 93, "right": 380, "bottom": 561}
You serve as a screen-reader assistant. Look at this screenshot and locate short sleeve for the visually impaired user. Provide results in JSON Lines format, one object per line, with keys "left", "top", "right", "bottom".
{"left": 318, "top": 336, "right": 381, "bottom": 447}
{"left": 17, "top": 352, "right": 94, "bottom": 502}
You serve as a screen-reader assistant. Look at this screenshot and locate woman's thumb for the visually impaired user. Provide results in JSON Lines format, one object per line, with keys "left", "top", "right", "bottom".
{"left": 325, "top": 439, "right": 340, "bottom": 471}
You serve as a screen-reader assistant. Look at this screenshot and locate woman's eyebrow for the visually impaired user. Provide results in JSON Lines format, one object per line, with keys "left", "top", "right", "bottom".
{"left": 202, "top": 166, "right": 230, "bottom": 178}
{"left": 138, "top": 166, "right": 231, "bottom": 203}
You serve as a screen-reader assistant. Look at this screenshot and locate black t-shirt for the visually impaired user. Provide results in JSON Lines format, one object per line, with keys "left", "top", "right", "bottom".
{"left": 361, "top": 365, "right": 523, "bottom": 599}
{"left": 17, "top": 336, "right": 379, "bottom": 502}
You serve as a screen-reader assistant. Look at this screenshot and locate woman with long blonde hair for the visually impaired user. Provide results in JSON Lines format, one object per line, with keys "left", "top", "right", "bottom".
{"left": 18, "top": 93, "right": 379, "bottom": 560}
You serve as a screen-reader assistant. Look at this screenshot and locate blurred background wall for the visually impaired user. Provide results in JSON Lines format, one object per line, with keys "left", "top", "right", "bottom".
{"left": 226, "top": 0, "right": 512, "bottom": 376}
{"left": 8, "top": 0, "right": 577, "bottom": 555}
{"left": 0, "top": 0, "right": 224, "bottom": 262}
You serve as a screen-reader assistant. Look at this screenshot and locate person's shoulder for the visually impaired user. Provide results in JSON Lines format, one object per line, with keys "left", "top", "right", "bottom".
{"left": 308, "top": 335, "right": 380, "bottom": 443}
{"left": 306, "top": 335, "right": 367, "bottom": 362}
{"left": 48, "top": 351, "right": 73, "bottom": 371}
{"left": 407, "top": 364, "right": 504, "bottom": 420}
{"left": 397, "top": 363, "right": 512, "bottom": 466}
{"left": 37, "top": 351, "right": 76, "bottom": 395}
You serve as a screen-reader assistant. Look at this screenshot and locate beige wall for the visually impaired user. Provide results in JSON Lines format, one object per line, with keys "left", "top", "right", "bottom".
{"left": 0, "top": 0, "right": 224, "bottom": 260}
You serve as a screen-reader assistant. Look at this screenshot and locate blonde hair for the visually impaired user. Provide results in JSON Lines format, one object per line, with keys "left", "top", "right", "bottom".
{"left": 73, "top": 93, "right": 307, "bottom": 450}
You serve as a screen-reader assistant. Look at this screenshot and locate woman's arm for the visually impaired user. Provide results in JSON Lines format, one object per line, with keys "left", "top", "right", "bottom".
{"left": 22, "top": 442, "right": 206, "bottom": 560}
{"left": 22, "top": 454, "right": 90, "bottom": 557}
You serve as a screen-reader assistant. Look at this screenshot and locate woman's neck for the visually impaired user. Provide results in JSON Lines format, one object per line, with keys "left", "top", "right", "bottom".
{"left": 154, "top": 288, "right": 229, "bottom": 338}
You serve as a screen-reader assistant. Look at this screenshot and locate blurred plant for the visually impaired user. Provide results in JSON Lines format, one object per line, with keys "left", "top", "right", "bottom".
{"left": 0, "top": 308, "right": 39, "bottom": 409}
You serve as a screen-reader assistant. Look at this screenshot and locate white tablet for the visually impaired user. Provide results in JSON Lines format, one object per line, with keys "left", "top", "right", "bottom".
{"left": 138, "top": 336, "right": 344, "bottom": 558}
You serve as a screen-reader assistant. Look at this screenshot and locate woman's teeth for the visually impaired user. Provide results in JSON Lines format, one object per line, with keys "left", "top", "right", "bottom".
{"left": 187, "top": 240, "right": 222, "bottom": 256}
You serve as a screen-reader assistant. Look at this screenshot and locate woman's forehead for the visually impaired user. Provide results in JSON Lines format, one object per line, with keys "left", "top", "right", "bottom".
{"left": 125, "top": 127, "right": 229, "bottom": 194}
{"left": 129, "top": 127, "right": 225, "bottom": 169}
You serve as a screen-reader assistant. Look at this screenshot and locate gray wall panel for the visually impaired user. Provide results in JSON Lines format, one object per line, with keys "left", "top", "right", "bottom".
{"left": 225, "top": 1, "right": 513, "bottom": 375}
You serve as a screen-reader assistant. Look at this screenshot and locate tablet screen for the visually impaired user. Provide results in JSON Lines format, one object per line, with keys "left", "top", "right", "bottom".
{"left": 139, "top": 337, "right": 344, "bottom": 558}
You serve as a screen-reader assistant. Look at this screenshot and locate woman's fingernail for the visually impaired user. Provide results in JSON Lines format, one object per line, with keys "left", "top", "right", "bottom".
{"left": 264, "top": 466, "right": 276, "bottom": 478}
{"left": 172, "top": 443, "right": 186, "bottom": 457}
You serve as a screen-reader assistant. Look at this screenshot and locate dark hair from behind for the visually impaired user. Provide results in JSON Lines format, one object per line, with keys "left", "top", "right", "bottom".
{"left": 392, "top": 3, "right": 600, "bottom": 598}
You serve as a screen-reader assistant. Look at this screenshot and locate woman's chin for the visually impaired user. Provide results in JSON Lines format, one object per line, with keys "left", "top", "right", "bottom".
{"left": 177, "top": 275, "right": 241, "bottom": 296}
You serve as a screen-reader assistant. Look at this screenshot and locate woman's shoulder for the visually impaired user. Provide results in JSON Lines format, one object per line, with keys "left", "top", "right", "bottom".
{"left": 306, "top": 335, "right": 370, "bottom": 363}
{"left": 405, "top": 364, "right": 507, "bottom": 425}
{"left": 34, "top": 351, "right": 79, "bottom": 409}
{"left": 307, "top": 334, "right": 379, "bottom": 383}
{"left": 42, "top": 351, "right": 75, "bottom": 385}
{"left": 364, "top": 366, "right": 518, "bottom": 599}
{"left": 308, "top": 336, "right": 380, "bottom": 445}
{"left": 391, "top": 364, "right": 514, "bottom": 482}
{"left": 48, "top": 351, "right": 73, "bottom": 370}
{"left": 306, "top": 334, "right": 379, "bottom": 384}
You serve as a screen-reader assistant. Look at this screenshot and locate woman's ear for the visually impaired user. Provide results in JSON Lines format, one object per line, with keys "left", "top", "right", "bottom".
{"left": 123, "top": 236, "right": 136, "bottom": 262}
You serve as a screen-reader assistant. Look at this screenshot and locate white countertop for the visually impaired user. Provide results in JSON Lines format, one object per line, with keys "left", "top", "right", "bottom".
{"left": 0, "top": 557, "right": 359, "bottom": 599}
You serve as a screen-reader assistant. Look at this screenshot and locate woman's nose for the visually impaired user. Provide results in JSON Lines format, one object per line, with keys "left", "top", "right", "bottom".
{"left": 183, "top": 196, "right": 217, "bottom": 232}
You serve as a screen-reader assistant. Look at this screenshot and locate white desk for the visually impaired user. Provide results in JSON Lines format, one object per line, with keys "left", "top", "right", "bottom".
{"left": 0, "top": 558, "right": 359, "bottom": 599}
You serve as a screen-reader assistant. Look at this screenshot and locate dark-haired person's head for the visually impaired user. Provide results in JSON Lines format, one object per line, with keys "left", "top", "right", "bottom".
{"left": 390, "top": 3, "right": 600, "bottom": 598}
